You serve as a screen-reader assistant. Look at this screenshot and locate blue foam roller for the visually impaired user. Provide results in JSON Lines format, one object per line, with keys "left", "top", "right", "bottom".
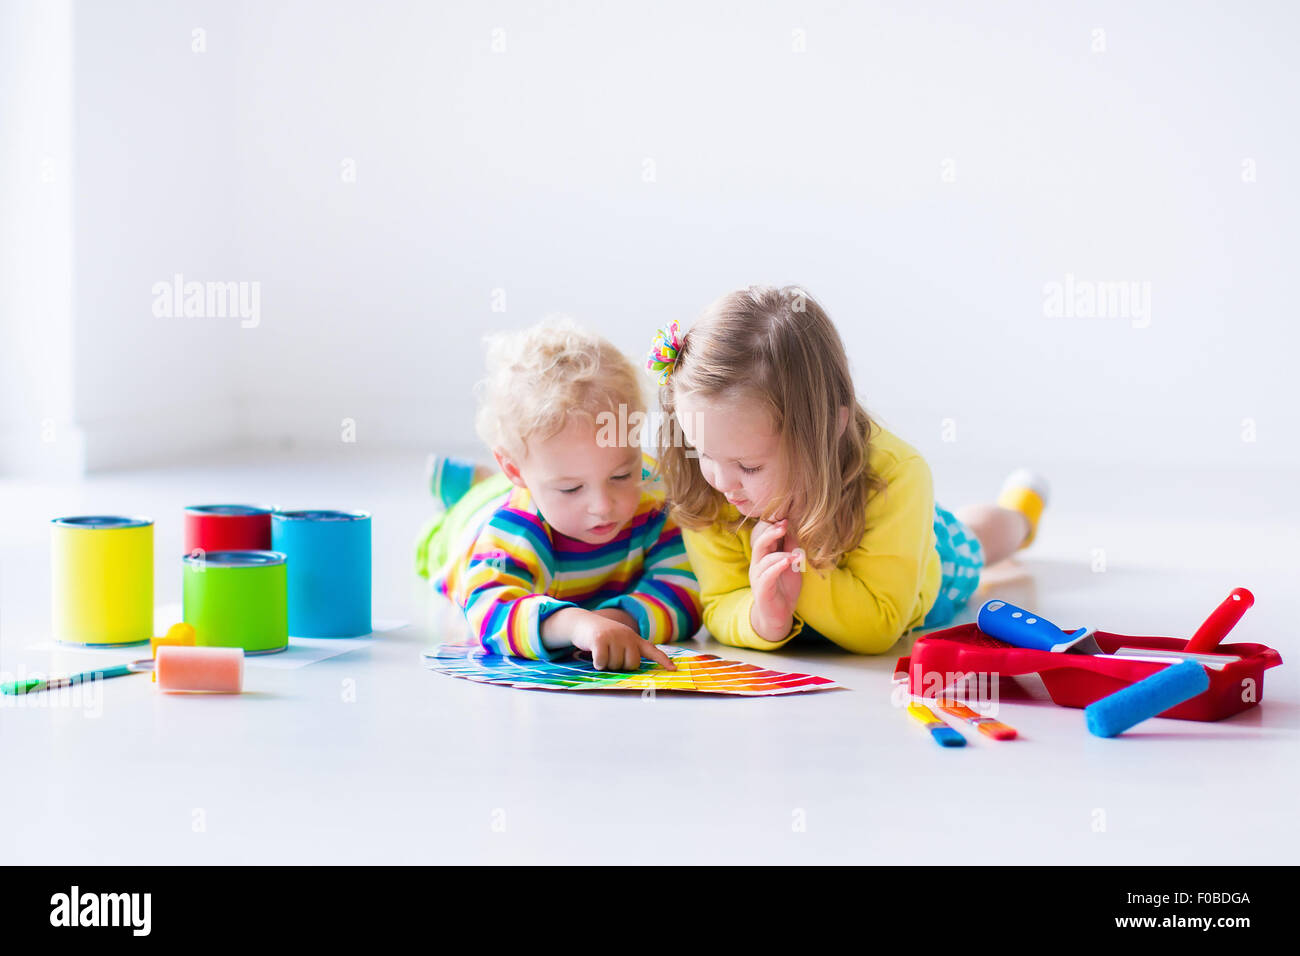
{"left": 1085, "top": 660, "right": 1210, "bottom": 737}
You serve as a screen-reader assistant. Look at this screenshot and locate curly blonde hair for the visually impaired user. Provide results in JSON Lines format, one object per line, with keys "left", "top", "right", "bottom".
{"left": 656, "top": 286, "right": 885, "bottom": 571}
{"left": 475, "top": 317, "right": 645, "bottom": 459}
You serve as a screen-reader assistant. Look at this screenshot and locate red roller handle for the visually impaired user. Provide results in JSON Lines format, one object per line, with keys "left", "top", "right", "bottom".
{"left": 1185, "top": 587, "right": 1254, "bottom": 652}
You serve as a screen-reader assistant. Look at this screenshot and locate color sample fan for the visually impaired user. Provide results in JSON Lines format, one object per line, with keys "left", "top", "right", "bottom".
{"left": 422, "top": 643, "right": 840, "bottom": 695}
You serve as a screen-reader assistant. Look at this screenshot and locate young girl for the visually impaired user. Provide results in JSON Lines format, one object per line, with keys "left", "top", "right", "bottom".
{"left": 416, "top": 318, "right": 702, "bottom": 671}
{"left": 648, "top": 286, "right": 1048, "bottom": 655}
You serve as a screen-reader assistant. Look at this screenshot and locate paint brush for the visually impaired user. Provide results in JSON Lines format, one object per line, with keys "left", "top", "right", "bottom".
{"left": 938, "top": 699, "right": 1018, "bottom": 740}
{"left": 906, "top": 702, "right": 966, "bottom": 747}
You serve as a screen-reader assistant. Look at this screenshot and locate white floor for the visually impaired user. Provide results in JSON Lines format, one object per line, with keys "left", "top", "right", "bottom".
{"left": 2, "top": 447, "right": 1296, "bottom": 864}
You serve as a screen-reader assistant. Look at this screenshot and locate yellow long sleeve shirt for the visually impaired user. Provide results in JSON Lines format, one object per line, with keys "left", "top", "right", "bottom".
{"left": 681, "top": 424, "right": 941, "bottom": 655}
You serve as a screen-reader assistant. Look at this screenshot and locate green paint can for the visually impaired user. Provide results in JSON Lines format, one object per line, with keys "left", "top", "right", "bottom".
{"left": 182, "top": 550, "right": 289, "bottom": 654}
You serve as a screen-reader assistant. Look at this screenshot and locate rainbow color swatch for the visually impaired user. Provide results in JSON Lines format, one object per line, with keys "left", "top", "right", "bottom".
{"left": 422, "top": 644, "right": 841, "bottom": 696}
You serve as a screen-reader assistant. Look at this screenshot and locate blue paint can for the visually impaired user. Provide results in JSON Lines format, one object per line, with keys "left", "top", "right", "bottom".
{"left": 271, "top": 510, "right": 372, "bottom": 637}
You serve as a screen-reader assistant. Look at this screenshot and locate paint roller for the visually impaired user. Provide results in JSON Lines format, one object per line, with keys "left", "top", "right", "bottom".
{"left": 976, "top": 590, "right": 1254, "bottom": 737}
{"left": 2, "top": 644, "right": 245, "bottom": 695}
{"left": 1081, "top": 588, "right": 1251, "bottom": 738}
{"left": 1085, "top": 660, "right": 1210, "bottom": 737}
{"left": 154, "top": 644, "right": 244, "bottom": 693}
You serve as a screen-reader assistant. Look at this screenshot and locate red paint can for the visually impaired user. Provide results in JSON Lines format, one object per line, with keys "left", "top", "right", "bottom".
{"left": 184, "top": 505, "right": 273, "bottom": 555}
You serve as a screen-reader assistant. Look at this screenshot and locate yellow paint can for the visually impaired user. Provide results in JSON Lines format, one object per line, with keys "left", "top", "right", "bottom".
{"left": 51, "top": 516, "right": 154, "bottom": 646}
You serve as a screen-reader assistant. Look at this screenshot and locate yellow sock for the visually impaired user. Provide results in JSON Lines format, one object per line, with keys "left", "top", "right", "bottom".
{"left": 997, "top": 470, "right": 1049, "bottom": 549}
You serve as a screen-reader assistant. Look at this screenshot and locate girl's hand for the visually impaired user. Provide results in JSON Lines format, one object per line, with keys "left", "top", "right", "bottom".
{"left": 749, "top": 519, "right": 804, "bottom": 641}
{"left": 568, "top": 609, "right": 676, "bottom": 672}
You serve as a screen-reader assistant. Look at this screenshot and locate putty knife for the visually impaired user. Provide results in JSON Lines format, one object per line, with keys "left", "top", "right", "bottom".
{"left": 977, "top": 600, "right": 1103, "bottom": 654}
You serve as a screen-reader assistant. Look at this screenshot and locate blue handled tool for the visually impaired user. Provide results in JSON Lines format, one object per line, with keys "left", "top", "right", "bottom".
{"left": 976, "top": 600, "right": 1103, "bottom": 654}
{"left": 1, "top": 661, "right": 151, "bottom": 695}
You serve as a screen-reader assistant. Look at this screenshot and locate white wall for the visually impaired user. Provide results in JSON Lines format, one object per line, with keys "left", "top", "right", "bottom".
{"left": 227, "top": 0, "right": 1300, "bottom": 470}
{"left": 1, "top": 0, "right": 248, "bottom": 475}
{"left": 71, "top": 0, "right": 245, "bottom": 469}
{"left": 0, "top": 0, "right": 80, "bottom": 477}
{"left": 4, "top": 1, "right": 1298, "bottom": 474}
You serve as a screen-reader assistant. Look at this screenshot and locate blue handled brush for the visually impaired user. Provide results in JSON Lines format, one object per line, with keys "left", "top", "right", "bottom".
{"left": 1085, "top": 660, "right": 1210, "bottom": 737}
{"left": 906, "top": 702, "right": 966, "bottom": 747}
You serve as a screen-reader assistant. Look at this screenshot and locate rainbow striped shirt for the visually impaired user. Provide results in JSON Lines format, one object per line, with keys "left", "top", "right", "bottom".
{"left": 433, "top": 485, "right": 702, "bottom": 660}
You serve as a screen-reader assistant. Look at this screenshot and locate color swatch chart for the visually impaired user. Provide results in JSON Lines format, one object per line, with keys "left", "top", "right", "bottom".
{"left": 422, "top": 643, "right": 841, "bottom": 696}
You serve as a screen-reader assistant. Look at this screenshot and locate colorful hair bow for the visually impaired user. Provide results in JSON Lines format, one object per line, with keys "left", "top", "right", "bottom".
{"left": 645, "top": 320, "right": 682, "bottom": 386}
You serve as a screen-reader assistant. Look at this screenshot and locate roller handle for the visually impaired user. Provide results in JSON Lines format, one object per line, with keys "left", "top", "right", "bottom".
{"left": 1, "top": 678, "right": 46, "bottom": 695}
{"left": 1, "top": 663, "right": 140, "bottom": 695}
{"left": 977, "top": 600, "right": 1086, "bottom": 652}
{"left": 1185, "top": 587, "right": 1254, "bottom": 653}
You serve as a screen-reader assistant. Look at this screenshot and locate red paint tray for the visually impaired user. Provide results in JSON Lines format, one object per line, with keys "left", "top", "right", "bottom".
{"left": 905, "top": 625, "right": 1282, "bottom": 722}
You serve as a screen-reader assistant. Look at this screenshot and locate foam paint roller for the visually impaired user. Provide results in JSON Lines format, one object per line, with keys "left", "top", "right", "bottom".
{"left": 155, "top": 645, "right": 244, "bottom": 693}
{"left": 1084, "top": 660, "right": 1210, "bottom": 737}
{"left": 2, "top": 644, "right": 243, "bottom": 695}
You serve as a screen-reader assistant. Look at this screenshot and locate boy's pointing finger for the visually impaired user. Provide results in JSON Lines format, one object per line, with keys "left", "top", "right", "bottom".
{"left": 643, "top": 640, "right": 676, "bottom": 671}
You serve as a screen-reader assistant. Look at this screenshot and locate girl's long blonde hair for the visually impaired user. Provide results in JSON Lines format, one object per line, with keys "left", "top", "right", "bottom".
{"left": 656, "top": 286, "right": 885, "bottom": 571}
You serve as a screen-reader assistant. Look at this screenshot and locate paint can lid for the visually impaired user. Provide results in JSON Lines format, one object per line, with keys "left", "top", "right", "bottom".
{"left": 51, "top": 516, "right": 154, "bottom": 529}
{"left": 184, "top": 550, "right": 287, "bottom": 567}
{"left": 272, "top": 509, "right": 370, "bottom": 522}
{"left": 185, "top": 505, "right": 272, "bottom": 516}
